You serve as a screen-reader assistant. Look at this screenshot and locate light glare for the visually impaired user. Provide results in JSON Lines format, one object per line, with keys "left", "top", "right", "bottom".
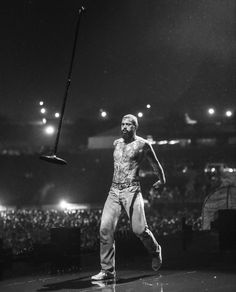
{"left": 44, "top": 125, "right": 55, "bottom": 135}
{"left": 100, "top": 110, "right": 107, "bottom": 118}
{"left": 225, "top": 110, "right": 232, "bottom": 117}
{"left": 158, "top": 140, "right": 168, "bottom": 145}
{"left": 0, "top": 204, "right": 6, "bottom": 211}
{"left": 169, "top": 140, "right": 179, "bottom": 145}
{"left": 208, "top": 108, "right": 215, "bottom": 115}
{"left": 59, "top": 200, "right": 68, "bottom": 209}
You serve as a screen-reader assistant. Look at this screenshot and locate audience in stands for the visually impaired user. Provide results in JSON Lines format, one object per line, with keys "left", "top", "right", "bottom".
{"left": 0, "top": 205, "right": 202, "bottom": 256}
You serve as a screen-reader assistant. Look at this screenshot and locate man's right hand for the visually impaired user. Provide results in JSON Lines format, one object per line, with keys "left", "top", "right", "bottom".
{"left": 152, "top": 180, "right": 164, "bottom": 191}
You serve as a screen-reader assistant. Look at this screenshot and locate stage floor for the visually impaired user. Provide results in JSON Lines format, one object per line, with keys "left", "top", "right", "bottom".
{"left": 0, "top": 252, "right": 236, "bottom": 292}
{"left": 1, "top": 268, "right": 236, "bottom": 292}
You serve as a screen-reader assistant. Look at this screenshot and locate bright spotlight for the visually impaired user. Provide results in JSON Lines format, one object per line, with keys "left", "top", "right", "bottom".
{"left": 40, "top": 108, "right": 46, "bottom": 114}
{"left": 0, "top": 204, "right": 6, "bottom": 211}
{"left": 59, "top": 200, "right": 68, "bottom": 209}
{"left": 157, "top": 140, "right": 168, "bottom": 145}
{"left": 100, "top": 110, "right": 108, "bottom": 118}
{"left": 137, "top": 112, "right": 143, "bottom": 118}
{"left": 44, "top": 125, "right": 55, "bottom": 135}
{"left": 42, "top": 118, "right": 47, "bottom": 124}
{"left": 55, "top": 112, "right": 60, "bottom": 118}
{"left": 225, "top": 110, "right": 233, "bottom": 117}
{"left": 208, "top": 108, "right": 215, "bottom": 115}
{"left": 169, "top": 140, "right": 179, "bottom": 145}
{"left": 146, "top": 104, "right": 151, "bottom": 109}
{"left": 39, "top": 101, "right": 44, "bottom": 106}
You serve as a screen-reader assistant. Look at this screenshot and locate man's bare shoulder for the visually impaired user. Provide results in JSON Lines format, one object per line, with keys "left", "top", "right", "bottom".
{"left": 135, "top": 136, "right": 153, "bottom": 152}
{"left": 113, "top": 138, "right": 123, "bottom": 147}
{"left": 135, "top": 135, "right": 149, "bottom": 145}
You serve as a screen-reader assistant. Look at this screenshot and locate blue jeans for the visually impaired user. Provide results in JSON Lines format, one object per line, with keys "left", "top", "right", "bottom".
{"left": 100, "top": 184, "right": 159, "bottom": 271}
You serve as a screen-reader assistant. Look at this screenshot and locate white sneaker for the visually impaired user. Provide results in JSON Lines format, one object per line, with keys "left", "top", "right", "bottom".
{"left": 91, "top": 270, "right": 116, "bottom": 281}
{"left": 152, "top": 245, "right": 162, "bottom": 271}
{"left": 91, "top": 280, "right": 106, "bottom": 287}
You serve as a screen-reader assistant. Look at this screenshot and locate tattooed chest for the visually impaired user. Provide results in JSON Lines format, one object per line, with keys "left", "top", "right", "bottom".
{"left": 113, "top": 143, "right": 140, "bottom": 164}
{"left": 112, "top": 142, "right": 144, "bottom": 183}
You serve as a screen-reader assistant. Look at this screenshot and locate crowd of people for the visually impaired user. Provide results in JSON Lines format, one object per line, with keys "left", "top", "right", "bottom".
{"left": 0, "top": 205, "right": 202, "bottom": 256}
{"left": 1, "top": 165, "right": 231, "bottom": 257}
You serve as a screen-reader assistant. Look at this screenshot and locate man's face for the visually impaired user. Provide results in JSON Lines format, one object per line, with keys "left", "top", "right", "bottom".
{"left": 121, "top": 118, "right": 136, "bottom": 139}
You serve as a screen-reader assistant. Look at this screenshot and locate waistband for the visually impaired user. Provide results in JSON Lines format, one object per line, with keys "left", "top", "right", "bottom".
{"left": 111, "top": 181, "right": 140, "bottom": 190}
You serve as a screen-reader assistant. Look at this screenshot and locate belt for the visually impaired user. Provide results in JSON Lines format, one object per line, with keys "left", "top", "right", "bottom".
{"left": 111, "top": 181, "right": 140, "bottom": 190}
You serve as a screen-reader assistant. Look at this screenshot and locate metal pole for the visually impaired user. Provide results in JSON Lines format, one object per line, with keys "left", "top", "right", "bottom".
{"left": 40, "top": 7, "right": 85, "bottom": 165}
{"left": 54, "top": 6, "right": 85, "bottom": 155}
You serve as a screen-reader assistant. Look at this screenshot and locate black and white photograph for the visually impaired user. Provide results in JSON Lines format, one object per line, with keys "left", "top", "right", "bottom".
{"left": 0, "top": 0, "right": 235, "bottom": 291}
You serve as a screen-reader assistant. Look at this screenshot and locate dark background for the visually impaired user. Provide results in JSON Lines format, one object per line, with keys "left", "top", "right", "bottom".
{"left": 0, "top": 0, "right": 235, "bottom": 207}
{"left": 0, "top": 0, "right": 235, "bottom": 123}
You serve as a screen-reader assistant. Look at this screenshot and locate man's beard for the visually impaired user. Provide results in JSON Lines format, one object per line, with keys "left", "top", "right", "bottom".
{"left": 122, "top": 130, "right": 133, "bottom": 139}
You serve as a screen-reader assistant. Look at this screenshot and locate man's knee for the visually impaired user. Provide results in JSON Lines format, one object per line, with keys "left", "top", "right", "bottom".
{"left": 133, "top": 226, "right": 153, "bottom": 240}
{"left": 132, "top": 226, "right": 146, "bottom": 237}
{"left": 100, "top": 226, "right": 109, "bottom": 236}
{"left": 100, "top": 226, "right": 113, "bottom": 242}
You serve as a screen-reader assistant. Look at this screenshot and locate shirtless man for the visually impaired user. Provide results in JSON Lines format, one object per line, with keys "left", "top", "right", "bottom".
{"left": 91, "top": 114, "right": 166, "bottom": 281}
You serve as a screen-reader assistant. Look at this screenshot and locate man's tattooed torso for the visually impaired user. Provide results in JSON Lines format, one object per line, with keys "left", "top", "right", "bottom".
{"left": 112, "top": 136, "right": 148, "bottom": 183}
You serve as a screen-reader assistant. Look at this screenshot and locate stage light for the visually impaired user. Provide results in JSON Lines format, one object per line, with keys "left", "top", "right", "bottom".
{"left": 100, "top": 109, "right": 108, "bottom": 118}
{"left": 0, "top": 204, "right": 6, "bottom": 211}
{"left": 157, "top": 140, "right": 168, "bottom": 145}
{"left": 169, "top": 140, "right": 179, "bottom": 145}
{"left": 40, "top": 108, "right": 46, "bottom": 114}
{"left": 225, "top": 110, "right": 233, "bottom": 117}
{"left": 55, "top": 112, "right": 60, "bottom": 118}
{"left": 42, "top": 118, "right": 47, "bottom": 124}
{"left": 146, "top": 104, "right": 151, "bottom": 109}
{"left": 208, "top": 108, "right": 215, "bottom": 115}
{"left": 39, "top": 101, "right": 44, "bottom": 106}
{"left": 138, "top": 112, "right": 143, "bottom": 118}
{"left": 59, "top": 200, "right": 68, "bottom": 209}
{"left": 44, "top": 125, "right": 55, "bottom": 135}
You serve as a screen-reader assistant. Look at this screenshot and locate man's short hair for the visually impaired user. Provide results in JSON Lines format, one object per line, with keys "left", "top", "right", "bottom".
{"left": 122, "top": 114, "right": 139, "bottom": 129}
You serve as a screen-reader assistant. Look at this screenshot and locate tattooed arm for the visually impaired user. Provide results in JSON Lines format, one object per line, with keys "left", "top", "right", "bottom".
{"left": 145, "top": 142, "right": 166, "bottom": 188}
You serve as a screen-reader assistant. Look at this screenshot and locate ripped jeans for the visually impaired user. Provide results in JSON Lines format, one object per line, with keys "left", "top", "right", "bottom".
{"left": 100, "top": 183, "right": 159, "bottom": 271}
